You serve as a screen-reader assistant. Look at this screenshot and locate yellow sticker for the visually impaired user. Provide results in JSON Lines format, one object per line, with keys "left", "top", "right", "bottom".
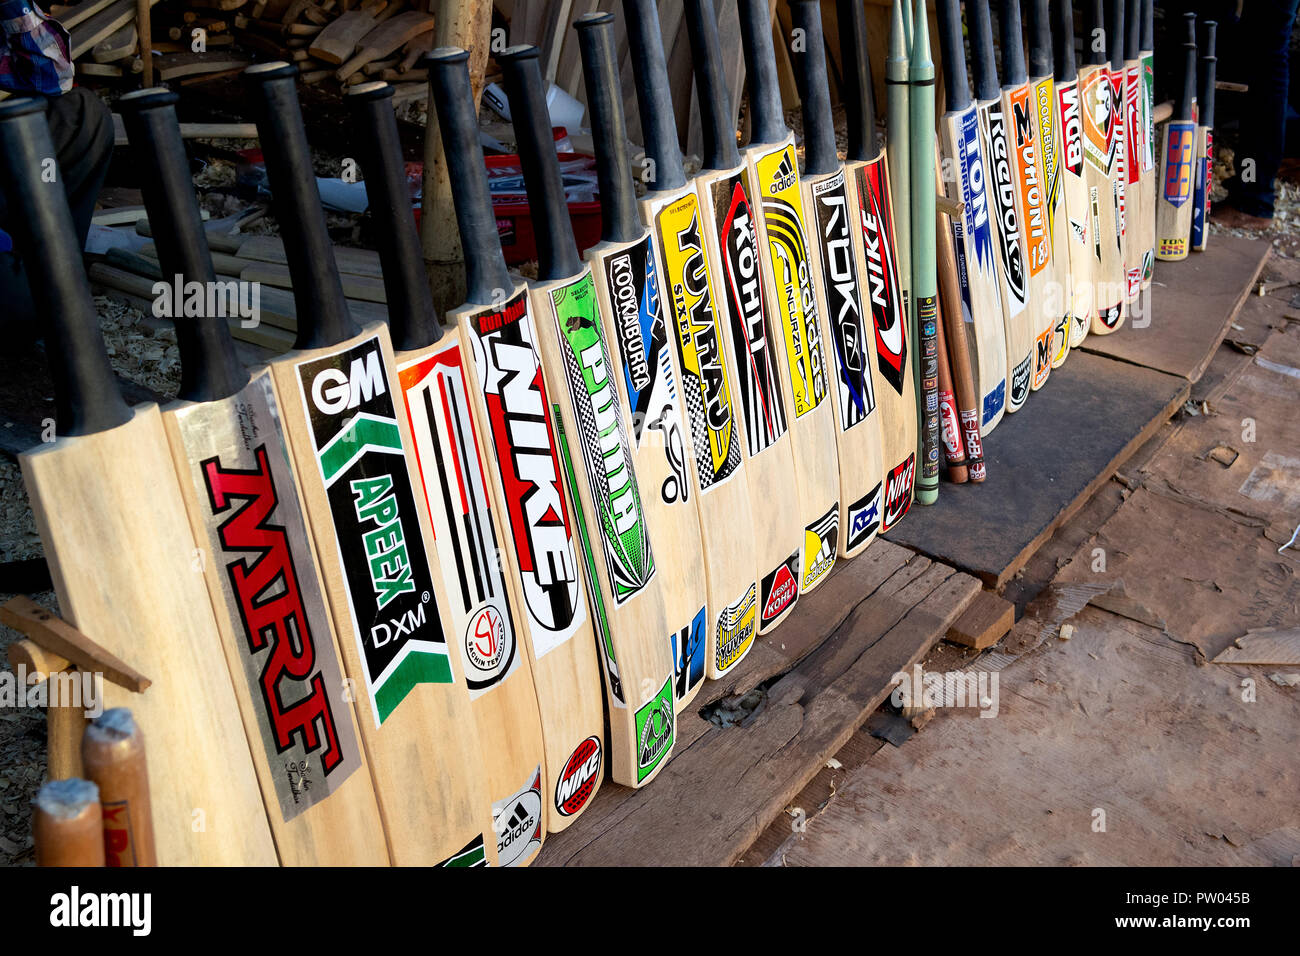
{"left": 753, "top": 144, "right": 827, "bottom": 418}
{"left": 714, "top": 583, "right": 757, "bottom": 672}
{"left": 655, "top": 192, "right": 742, "bottom": 489}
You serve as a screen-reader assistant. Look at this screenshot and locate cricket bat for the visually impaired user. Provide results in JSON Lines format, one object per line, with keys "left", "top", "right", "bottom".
{"left": 1121, "top": 0, "right": 1146, "bottom": 302}
{"left": 1054, "top": 0, "right": 1097, "bottom": 349}
{"left": 970, "top": 0, "right": 1033, "bottom": 413}
{"left": 683, "top": 0, "right": 803, "bottom": 632}
{"left": 1138, "top": 0, "right": 1155, "bottom": 285}
{"left": 737, "top": 0, "right": 841, "bottom": 587}
{"left": 1154, "top": 44, "right": 1198, "bottom": 262}
{"left": 118, "top": 88, "right": 388, "bottom": 865}
{"left": 999, "top": 0, "right": 1057, "bottom": 390}
{"left": 576, "top": 12, "right": 710, "bottom": 704}
{"left": 1080, "top": 0, "right": 1124, "bottom": 332}
{"left": 624, "top": 0, "right": 760, "bottom": 678}
{"left": 839, "top": 0, "right": 917, "bottom": 530}
{"left": 427, "top": 49, "right": 607, "bottom": 831}
{"left": 1102, "top": 0, "right": 1130, "bottom": 331}
{"left": 1027, "top": 0, "right": 1072, "bottom": 369}
{"left": 1191, "top": 26, "right": 1217, "bottom": 252}
{"left": 887, "top": 0, "right": 913, "bottom": 351}
{"left": 499, "top": 44, "right": 677, "bottom": 785}
{"left": 244, "top": 62, "right": 495, "bottom": 866}
{"left": 0, "top": 97, "right": 275, "bottom": 867}
{"left": 911, "top": 0, "right": 940, "bottom": 506}
{"left": 345, "top": 81, "right": 551, "bottom": 861}
{"left": 791, "top": 0, "right": 885, "bottom": 556}
{"left": 935, "top": 0, "right": 1007, "bottom": 434}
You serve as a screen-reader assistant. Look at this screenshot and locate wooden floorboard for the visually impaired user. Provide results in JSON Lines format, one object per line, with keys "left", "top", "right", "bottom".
{"left": 1079, "top": 235, "right": 1271, "bottom": 382}
{"left": 536, "top": 547, "right": 980, "bottom": 866}
{"left": 885, "top": 352, "right": 1189, "bottom": 588}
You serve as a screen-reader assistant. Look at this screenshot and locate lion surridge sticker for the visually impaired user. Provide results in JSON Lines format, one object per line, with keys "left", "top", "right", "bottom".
{"left": 294, "top": 335, "right": 449, "bottom": 728}
{"left": 755, "top": 144, "right": 828, "bottom": 419}
{"left": 634, "top": 677, "right": 674, "bottom": 783}
{"left": 466, "top": 290, "right": 586, "bottom": 658}
{"left": 492, "top": 767, "right": 544, "bottom": 867}
{"left": 656, "top": 192, "right": 743, "bottom": 492}
{"left": 399, "top": 342, "right": 519, "bottom": 699}
{"left": 714, "top": 583, "right": 757, "bottom": 674}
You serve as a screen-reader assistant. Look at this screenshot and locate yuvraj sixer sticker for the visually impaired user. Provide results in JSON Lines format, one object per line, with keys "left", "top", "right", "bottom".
{"left": 755, "top": 144, "right": 829, "bottom": 419}
{"left": 656, "top": 191, "right": 743, "bottom": 492}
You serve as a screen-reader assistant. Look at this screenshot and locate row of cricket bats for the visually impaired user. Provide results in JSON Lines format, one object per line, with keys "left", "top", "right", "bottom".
{"left": 4, "top": 0, "right": 1217, "bottom": 869}
{"left": 2, "top": 0, "right": 920, "bottom": 868}
{"left": 927, "top": 0, "right": 1218, "bottom": 446}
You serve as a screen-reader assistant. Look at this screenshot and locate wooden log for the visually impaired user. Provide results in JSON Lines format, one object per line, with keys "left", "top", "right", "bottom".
{"left": 134, "top": 220, "right": 239, "bottom": 253}
{"left": 308, "top": 0, "right": 387, "bottom": 64}
{"left": 397, "top": 29, "right": 432, "bottom": 71}
{"left": 420, "top": 0, "right": 492, "bottom": 314}
{"left": 136, "top": 0, "right": 152, "bottom": 85}
{"left": 362, "top": 55, "right": 400, "bottom": 75}
{"left": 77, "top": 61, "right": 124, "bottom": 77}
{"left": 234, "top": 234, "right": 383, "bottom": 277}
{"left": 334, "top": 10, "right": 433, "bottom": 80}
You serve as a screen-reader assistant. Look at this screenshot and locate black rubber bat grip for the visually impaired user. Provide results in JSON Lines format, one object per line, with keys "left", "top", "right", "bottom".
{"left": 970, "top": 0, "right": 1000, "bottom": 100}
{"left": 1028, "top": 0, "right": 1052, "bottom": 79}
{"left": 998, "top": 0, "right": 1027, "bottom": 86}
{"left": 935, "top": 0, "right": 971, "bottom": 112}
{"left": 1140, "top": 0, "right": 1153, "bottom": 52}
{"left": 499, "top": 45, "right": 583, "bottom": 282}
{"left": 1109, "top": 0, "right": 1127, "bottom": 69}
{"left": 739, "top": 0, "right": 786, "bottom": 145}
{"left": 1053, "top": 0, "right": 1078, "bottom": 83}
{"left": 1176, "top": 43, "right": 1196, "bottom": 122}
{"left": 426, "top": 47, "right": 514, "bottom": 306}
{"left": 577, "top": 13, "right": 641, "bottom": 242}
{"left": 1124, "top": 0, "right": 1140, "bottom": 61}
{"left": 118, "top": 87, "right": 248, "bottom": 404}
{"left": 346, "top": 82, "right": 442, "bottom": 352}
{"left": 1200, "top": 54, "right": 1217, "bottom": 129}
{"left": 621, "top": 0, "right": 687, "bottom": 192}
{"left": 838, "top": 0, "right": 879, "bottom": 162}
{"left": 0, "top": 98, "right": 131, "bottom": 436}
{"left": 791, "top": 2, "right": 837, "bottom": 176}
{"left": 1084, "top": 0, "right": 1106, "bottom": 67}
{"left": 684, "top": 0, "right": 742, "bottom": 171}
{"left": 244, "top": 62, "right": 357, "bottom": 349}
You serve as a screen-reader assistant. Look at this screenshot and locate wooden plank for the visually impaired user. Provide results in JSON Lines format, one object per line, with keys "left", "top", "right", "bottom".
{"left": 70, "top": 0, "right": 160, "bottom": 60}
{"left": 946, "top": 590, "right": 1015, "bottom": 650}
{"left": 538, "top": 0, "right": 573, "bottom": 85}
{"left": 57, "top": 0, "right": 120, "bottom": 30}
{"left": 156, "top": 52, "right": 251, "bottom": 80}
{"left": 1080, "top": 235, "right": 1272, "bottom": 383}
{"left": 535, "top": 545, "right": 980, "bottom": 866}
{"left": 239, "top": 261, "right": 386, "bottom": 303}
{"left": 334, "top": 10, "right": 434, "bottom": 80}
{"left": 0, "top": 596, "right": 151, "bottom": 693}
{"left": 308, "top": 1, "right": 387, "bottom": 64}
{"left": 234, "top": 235, "right": 383, "bottom": 277}
{"left": 91, "top": 21, "right": 137, "bottom": 62}
{"left": 885, "top": 353, "right": 1191, "bottom": 587}
{"left": 554, "top": 0, "right": 599, "bottom": 99}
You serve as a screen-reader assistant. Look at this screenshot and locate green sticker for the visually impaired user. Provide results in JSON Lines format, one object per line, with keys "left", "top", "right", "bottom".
{"left": 634, "top": 676, "right": 674, "bottom": 782}
{"left": 549, "top": 274, "right": 655, "bottom": 604}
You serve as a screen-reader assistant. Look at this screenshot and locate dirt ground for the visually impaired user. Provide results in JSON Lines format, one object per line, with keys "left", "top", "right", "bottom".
{"left": 760, "top": 317, "right": 1300, "bottom": 867}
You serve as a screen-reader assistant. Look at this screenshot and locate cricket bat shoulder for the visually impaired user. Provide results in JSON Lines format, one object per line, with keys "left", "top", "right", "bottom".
{"left": 160, "top": 374, "right": 388, "bottom": 865}
{"left": 22, "top": 403, "right": 278, "bottom": 866}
